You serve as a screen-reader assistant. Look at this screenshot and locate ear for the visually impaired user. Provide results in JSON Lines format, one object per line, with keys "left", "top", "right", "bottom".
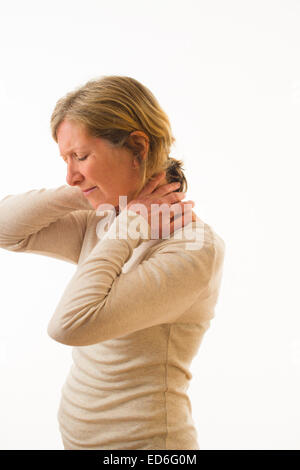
{"left": 127, "top": 131, "right": 149, "bottom": 161}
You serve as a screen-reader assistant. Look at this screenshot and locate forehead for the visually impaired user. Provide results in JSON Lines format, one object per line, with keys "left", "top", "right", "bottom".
{"left": 57, "top": 120, "right": 92, "bottom": 156}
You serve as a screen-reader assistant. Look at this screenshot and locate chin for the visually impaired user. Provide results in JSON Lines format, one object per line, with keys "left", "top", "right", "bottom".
{"left": 91, "top": 196, "right": 120, "bottom": 214}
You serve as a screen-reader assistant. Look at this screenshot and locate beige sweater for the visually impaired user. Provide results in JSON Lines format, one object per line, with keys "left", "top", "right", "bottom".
{"left": 0, "top": 184, "right": 225, "bottom": 450}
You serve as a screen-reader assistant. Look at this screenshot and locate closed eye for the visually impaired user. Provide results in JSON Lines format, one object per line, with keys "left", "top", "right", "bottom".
{"left": 60, "top": 154, "right": 89, "bottom": 162}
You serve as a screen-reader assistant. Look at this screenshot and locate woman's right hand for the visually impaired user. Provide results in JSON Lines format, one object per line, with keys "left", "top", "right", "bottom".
{"left": 125, "top": 171, "right": 195, "bottom": 239}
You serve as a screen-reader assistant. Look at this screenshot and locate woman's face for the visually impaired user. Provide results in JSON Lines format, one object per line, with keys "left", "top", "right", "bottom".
{"left": 57, "top": 119, "right": 142, "bottom": 211}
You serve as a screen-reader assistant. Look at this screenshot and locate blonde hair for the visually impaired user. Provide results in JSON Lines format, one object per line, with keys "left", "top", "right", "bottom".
{"left": 50, "top": 75, "right": 187, "bottom": 198}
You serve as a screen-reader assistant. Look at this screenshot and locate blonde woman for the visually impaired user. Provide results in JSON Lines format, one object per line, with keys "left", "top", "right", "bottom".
{"left": 0, "top": 76, "right": 225, "bottom": 450}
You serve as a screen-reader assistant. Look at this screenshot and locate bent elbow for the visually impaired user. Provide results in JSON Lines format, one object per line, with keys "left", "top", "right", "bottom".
{"left": 47, "top": 321, "right": 77, "bottom": 346}
{"left": 47, "top": 303, "right": 106, "bottom": 346}
{"left": 47, "top": 322, "right": 95, "bottom": 346}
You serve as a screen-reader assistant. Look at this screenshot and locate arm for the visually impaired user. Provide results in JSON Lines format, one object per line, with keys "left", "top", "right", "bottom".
{"left": 0, "top": 185, "right": 93, "bottom": 264}
{"left": 47, "top": 209, "right": 225, "bottom": 346}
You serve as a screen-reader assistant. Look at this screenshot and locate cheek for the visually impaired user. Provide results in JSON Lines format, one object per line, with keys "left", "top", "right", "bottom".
{"left": 85, "top": 160, "right": 101, "bottom": 179}
{"left": 87, "top": 162, "right": 115, "bottom": 189}
{"left": 87, "top": 157, "right": 132, "bottom": 191}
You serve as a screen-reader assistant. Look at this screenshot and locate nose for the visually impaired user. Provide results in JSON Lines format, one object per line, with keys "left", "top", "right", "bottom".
{"left": 66, "top": 160, "right": 84, "bottom": 187}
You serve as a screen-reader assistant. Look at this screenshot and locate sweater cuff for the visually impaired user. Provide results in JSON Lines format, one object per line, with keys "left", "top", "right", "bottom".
{"left": 100, "top": 208, "right": 151, "bottom": 249}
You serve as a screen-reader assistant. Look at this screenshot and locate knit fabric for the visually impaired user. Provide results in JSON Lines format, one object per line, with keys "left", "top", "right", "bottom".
{"left": 0, "top": 184, "right": 225, "bottom": 450}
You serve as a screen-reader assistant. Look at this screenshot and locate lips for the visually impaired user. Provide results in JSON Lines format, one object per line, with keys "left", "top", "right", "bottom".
{"left": 82, "top": 186, "right": 97, "bottom": 195}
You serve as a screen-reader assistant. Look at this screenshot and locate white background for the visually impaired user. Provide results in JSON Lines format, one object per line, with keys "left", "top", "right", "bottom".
{"left": 0, "top": 0, "right": 299, "bottom": 450}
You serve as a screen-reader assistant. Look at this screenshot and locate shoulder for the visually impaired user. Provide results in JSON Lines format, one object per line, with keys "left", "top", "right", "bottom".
{"left": 150, "top": 214, "right": 225, "bottom": 257}
{"left": 145, "top": 215, "right": 226, "bottom": 283}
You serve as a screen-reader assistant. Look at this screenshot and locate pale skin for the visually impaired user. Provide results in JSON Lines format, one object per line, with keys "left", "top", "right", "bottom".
{"left": 57, "top": 119, "right": 197, "bottom": 237}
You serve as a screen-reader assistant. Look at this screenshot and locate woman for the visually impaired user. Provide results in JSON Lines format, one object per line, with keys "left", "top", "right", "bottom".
{"left": 0, "top": 75, "right": 225, "bottom": 450}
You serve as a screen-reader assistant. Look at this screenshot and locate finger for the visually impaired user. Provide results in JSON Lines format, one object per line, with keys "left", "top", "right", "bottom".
{"left": 155, "top": 180, "right": 182, "bottom": 197}
{"left": 158, "top": 200, "right": 194, "bottom": 223}
{"left": 171, "top": 200, "right": 194, "bottom": 221}
{"left": 158, "top": 201, "right": 195, "bottom": 238}
{"left": 138, "top": 171, "right": 166, "bottom": 198}
{"left": 150, "top": 171, "right": 166, "bottom": 188}
{"left": 170, "top": 206, "right": 194, "bottom": 233}
{"left": 169, "top": 200, "right": 195, "bottom": 216}
{"left": 167, "top": 191, "right": 186, "bottom": 204}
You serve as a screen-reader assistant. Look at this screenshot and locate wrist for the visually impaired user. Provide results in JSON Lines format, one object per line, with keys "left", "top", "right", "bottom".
{"left": 100, "top": 208, "right": 151, "bottom": 248}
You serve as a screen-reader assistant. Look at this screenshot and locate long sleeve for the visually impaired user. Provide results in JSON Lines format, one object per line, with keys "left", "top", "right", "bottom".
{"left": 0, "top": 185, "right": 93, "bottom": 264}
{"left": 47, "top": 208, "right": 224, "bottom": 346}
